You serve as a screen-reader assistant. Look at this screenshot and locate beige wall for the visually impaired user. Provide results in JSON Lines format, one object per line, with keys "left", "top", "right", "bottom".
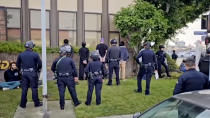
{"left": 29, "top": 0, "right": 51, "bottom": 10}
{"left": 58, "top": 0, "right": 77, "bottom": 11}
{"left": 0, "top": 0, "right": 21, "bottom": 8}
{"left": 84, "top": 0, "right": 102, "bottom": 13}
{"left": 109, "top": 0, "right": 133, "bottom": 14}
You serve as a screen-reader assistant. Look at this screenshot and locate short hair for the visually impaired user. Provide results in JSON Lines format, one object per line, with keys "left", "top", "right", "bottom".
{"left": 119, "top": 41, "right": 125, "bottom": 46}
{"left": 184, "top": 57, "right": 195, "bottom": 67}
{"left": 63, "top": 39, "right": 69, "bottom": 44}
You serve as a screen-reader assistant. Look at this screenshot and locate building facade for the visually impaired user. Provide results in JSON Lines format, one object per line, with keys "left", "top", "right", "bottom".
{"left": 0, "top": 0, "right": 133, "bottom": 47}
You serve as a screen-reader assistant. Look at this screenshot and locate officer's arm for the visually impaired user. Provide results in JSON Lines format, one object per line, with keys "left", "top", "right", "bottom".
{"left": 51, "top": 60, "right": 57, "bottom": 73}
{"left": 173, "top": 77, "right": 184, "bottom": 95}
{"left": 36, "top": 54, "right": 42, "bottom": 71}
{"left": 203, "top": 75, "right": 209, "bottom": 89}
{"left": 136, "top": 51, "right": 143, "bottom": 64}
{"left": 71, "top": 61, "right": 78, "bottom": 77}
{"left": 105, "top": 49, "right": 110, "bottom": 63}
{"left": 87, "top": 49, "right": 90, "bottom": 60}
{"left": 16, "top": 54, "right": 21, "bottom": 70}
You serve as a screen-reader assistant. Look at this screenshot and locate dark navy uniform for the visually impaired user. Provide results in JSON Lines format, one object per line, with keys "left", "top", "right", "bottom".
{"left": 173, "top": 69, "right": 209, "bottom": 95}
{"left": 106, "top": 39, "right": 121, "bottom": 85}
{"left": 156, "top": 46, "right": 170, "bottom": 78}
{"left": 16, "top": 41, "right": 42, "bottom": 108}
{"left": 136, "top": 43, "right": 157, "bottom": 95}
{"left": 79, "top": 42, "right": 89, "bottom": 80}
{"left": 85, "top": 51, "right": 107, "bottom": 105}
{"left": 51, "top": 48, "right": 80, "bottom": 109}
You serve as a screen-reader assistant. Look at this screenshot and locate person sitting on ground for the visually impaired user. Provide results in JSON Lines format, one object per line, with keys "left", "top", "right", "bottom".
{"left": 173, "top": 57, "right": 209, "bottom": 95}
{"left": 0, "top": 62, "right": 21, "bottom": 90}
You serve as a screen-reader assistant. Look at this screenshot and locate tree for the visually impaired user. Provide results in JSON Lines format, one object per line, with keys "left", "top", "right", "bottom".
{"left": 115, "top": 0, "right": 210, "bottom": 54}
{"left": 115, "top": 0, "right": 168, "bottom": 55}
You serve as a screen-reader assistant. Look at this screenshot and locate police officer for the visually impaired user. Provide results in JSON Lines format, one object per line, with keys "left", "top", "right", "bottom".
{"left": 136, "top": 42, "right": 157, "bottom": 95}
{"left": 198, "top": 47, "right": 210, "bottom": 76}
{"left": 16, "top": 41, "right": 42, "bottom": 108}
{"left": 85, "top": 51, "right": 107, "bottom": 105}
{"left": 51, "top": 46, "right": 81, "bottom": 110}
{"left": 156, "top": 45, "right": 171, "bottom": 78}
{"left": 106, "top": 39, "right": 121, "bottom": 85}
{"left": 79, "top": 42, "right": 89, "bottom": 80}
{"left": 173, "top": 57, "right": 209, "bottom": 95}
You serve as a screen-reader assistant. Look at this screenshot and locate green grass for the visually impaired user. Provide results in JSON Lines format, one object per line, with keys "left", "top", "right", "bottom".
{"left": 0, "top": 75, "right": 179, "bottom": 118}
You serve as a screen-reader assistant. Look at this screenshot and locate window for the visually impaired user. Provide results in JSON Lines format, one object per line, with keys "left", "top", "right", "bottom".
{"left": 30, "top": 10, "right": 50, "bottom": 29}
{"left": 7, "top": 9, "right": 20, "bottom": 28}
{"left": 109, "top": 15, "right": 118, "bottom": 31}
{"left": 85, "top": 32, "right": 101, "bottom": 47}
{"left": 30, "top": 29, "right": 50, "bottom": 47}
{"left": 85, "top": 13, "right": 101, "bottom": 31}
{"left": 59, "top": 31, "right": 76, "bottom": 46}
{"left": 59, "top": 12, "right": 76, "bottom": 30}
{"left": 84, "top": 0, "right": 102, "bottom": 13}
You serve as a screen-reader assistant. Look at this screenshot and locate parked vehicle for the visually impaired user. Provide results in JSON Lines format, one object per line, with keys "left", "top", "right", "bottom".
{"left": 134, "top": 90, "right": 210, "bottom": 118}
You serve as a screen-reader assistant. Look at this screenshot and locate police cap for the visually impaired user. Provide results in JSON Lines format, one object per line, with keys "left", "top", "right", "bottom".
{"left": 159, "top": 45, "right": 165, "bottom": 49}
{"left": 90, "top": 51, "right": 100, "bottom": 60}
{"left": 25, "top": 41, "right": 35, "bottom": 49}
{"left": 110, "top": 39, "right": 117, "bottom": 44}
{"left": 143, "top": 42, "right": 151, "bottom": 47}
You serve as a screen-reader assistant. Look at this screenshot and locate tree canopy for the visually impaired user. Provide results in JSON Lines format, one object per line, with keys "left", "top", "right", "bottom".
{"left": 115, "top": 0, "right": 210, "bottom": 54}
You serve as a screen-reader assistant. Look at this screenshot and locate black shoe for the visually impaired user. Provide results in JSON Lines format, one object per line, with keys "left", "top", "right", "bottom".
{"left": 145, "top": 91, "right": 150, "bottom": 95}
{"left": 35, "top": 102, "right": 43, "bottom": 107}
{"left": 85, "top": 102, "right": 90, "bottom": 106}
{"left": 96, "top": 103, "right": 101, "bottom": 106}
{"left": 74, "top": 102, "right": 81, "bottom": 107}
{"left": 167, "top": 75, "right": 171, "bottom": 77}
{"left": 116, "top": 83, "right": 120, "bottom": 86}
{"left": 134, "top": 89, "right": 142, "bottom": 93}
{"left": 60, "top": 106, "right": 64, "bottom": 110}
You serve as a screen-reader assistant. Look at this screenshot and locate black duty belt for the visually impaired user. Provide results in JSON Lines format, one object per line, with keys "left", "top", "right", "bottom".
{"left": 58, "top": 73, "right": 72, "bottom": 77}
{"left": 142, "top": 63, "right": 153, "bottom": 67}
{"left": 109, "top": 59, "right": 118, "bottom": 62}
{"left": 21, "top": 68, "right": 34, "bottom": 72}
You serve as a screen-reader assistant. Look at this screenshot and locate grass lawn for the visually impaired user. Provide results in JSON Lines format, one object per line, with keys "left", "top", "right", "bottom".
{"left": 0, "top": 74, "right": 179, "bottom": 118}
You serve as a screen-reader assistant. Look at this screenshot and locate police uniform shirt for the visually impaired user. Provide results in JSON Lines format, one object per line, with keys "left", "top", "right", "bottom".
{"left": 4, "top": 69, "right": 21, "bottom": 82}
{"left": 198, "top": 55, "right": 210, "bottom": 76}
{"left": 136, "top": 49, "right": 157, "bottom": 69}
{"left": 85, "top": 61, "right": 107, "bottom": 77}
{"left": 156, "top": 50, "right": 166, "bottom": 62}
{"left": 16, "top": 49, "right": 42, "bottom": 72}
{"left": 79, "top": 47, "right": 89, "bottom": 61}
{"left": 51, "top": 57, "right": 78, "bottom": 77}
{"left": 106, "top": 46, "right": 121, "bottom": 61}
{"left": 173, "top": 69, "right": 209, "bottom": 95}
{"left": 96, "top": 43, "right": 108, "bottom": 57}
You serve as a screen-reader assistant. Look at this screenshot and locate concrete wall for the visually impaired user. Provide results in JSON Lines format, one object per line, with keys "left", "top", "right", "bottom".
{"left": 0, "top": 52, "right": 136, "bottom": 82}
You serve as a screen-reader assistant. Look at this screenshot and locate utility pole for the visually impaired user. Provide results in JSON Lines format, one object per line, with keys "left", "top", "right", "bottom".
{"left": 41, "top": 0, "right": 49, "bottom": 117}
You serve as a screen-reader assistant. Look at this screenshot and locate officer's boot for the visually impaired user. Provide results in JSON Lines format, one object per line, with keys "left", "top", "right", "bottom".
{"left": 60, "top": 105, "right": 64, "bottom": 110}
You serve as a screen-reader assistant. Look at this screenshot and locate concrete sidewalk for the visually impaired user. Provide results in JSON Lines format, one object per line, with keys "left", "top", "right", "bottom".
{"left": 13, "top": 100, "right": 76, "bottom": 118}
{"left": 98, "top": 114, "right": 133, "bottom": 118}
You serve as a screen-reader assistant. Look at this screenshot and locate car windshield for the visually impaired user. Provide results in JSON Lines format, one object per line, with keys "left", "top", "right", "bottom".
{"left": 139, "top": 98, "right": 210, "bottom": 118}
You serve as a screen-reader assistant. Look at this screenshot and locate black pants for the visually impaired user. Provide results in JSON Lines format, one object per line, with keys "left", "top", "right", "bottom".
{"left": 137, "top": 66, "right": 153, "bottom": 94}
{"left": 157, "top": 61, "right": 170, "bottom": 77}
{"left": 86, "top": 77, "right": 103, "bottom": 105}
{"left": 108, "top": 61, "right": 120, "bottom": 85}
{"left": 57, "top": 77, "right": 80, "bottom": 107}
{"left": 20, "top": 72, "right": 40, "bottom": 107}
{"left": 79, "top": 61, "right": 87, "bottom": 80}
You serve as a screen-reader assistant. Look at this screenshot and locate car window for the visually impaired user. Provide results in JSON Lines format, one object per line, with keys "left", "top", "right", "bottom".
{"left": 138, "top": 98, "right": 209, "bottom": 118}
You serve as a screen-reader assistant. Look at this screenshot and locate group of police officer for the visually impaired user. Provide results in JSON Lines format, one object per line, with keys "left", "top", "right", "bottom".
{"left": 16, "top": 39, "right": 173, "bottom": 109}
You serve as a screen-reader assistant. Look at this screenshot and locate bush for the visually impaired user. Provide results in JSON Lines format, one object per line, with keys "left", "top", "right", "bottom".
{"left": 161, "top": 54, "right": 178, "bottom": 72}
{"left": 0, "top": 41, "right": 83, "bottom": 54}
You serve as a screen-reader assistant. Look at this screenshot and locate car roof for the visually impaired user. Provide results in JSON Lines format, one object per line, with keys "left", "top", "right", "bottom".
{"left": 173, "top": 90, "right": 210, "bottom": 109}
